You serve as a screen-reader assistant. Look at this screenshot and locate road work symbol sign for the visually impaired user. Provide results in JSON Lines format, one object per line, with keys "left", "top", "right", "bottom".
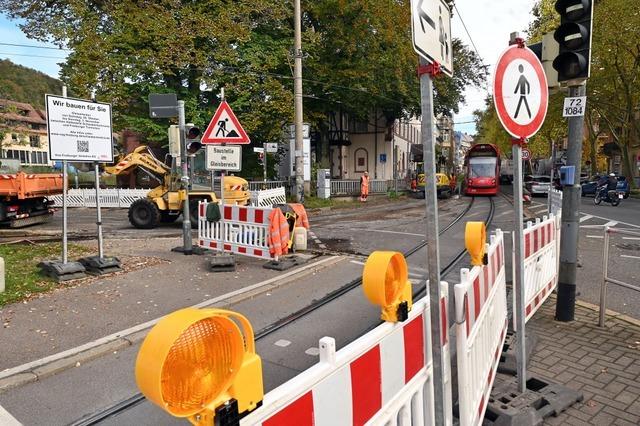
{"left": 493, "top": 45, "right": 548, "bottom": 139}
{"left": 410, "top": 0, "right": 453, "bottom": 76}
{"left": 201, "top": 101, "right": 250, "bottom": 145}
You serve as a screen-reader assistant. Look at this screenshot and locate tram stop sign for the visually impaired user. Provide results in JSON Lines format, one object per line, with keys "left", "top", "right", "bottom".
{"left": 493, "top": 45, "right": 548, "bottom": 139}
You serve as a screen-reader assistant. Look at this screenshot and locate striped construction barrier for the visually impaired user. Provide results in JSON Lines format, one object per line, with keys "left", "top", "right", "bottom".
{"left": 454, "top": 229, "right": 508, "bottom": 426}
{"left": 514, "top": 214, "right": 561, "bottom": 326}
{"left": 198, "top": 201, "right": 273, "bottom": 260}
{"left": 241, "top": 297, "right": 438, "bottom": 425}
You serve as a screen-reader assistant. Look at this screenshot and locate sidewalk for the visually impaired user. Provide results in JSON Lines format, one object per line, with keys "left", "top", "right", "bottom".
{"left": 528, "top": 295, "right": 640, "bottom": 425}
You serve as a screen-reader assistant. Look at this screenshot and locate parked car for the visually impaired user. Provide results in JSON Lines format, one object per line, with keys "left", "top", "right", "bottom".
{"left": 524, "top": 175, "right": 551, "bottom": 196}
{"left": 617, "top": 176, "right": 630, "bottom": 199}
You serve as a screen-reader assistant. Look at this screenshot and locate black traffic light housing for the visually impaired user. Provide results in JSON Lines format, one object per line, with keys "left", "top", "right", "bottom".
{"left": 552, "top": 0, "right": 593, "bottom": 82}
{"left": 185, "top": 125, "right": 202, "bottom": 154}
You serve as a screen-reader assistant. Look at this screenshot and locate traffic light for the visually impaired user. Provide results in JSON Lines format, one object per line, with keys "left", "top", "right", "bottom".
{"left": 136, "top": 308, "right": 263, "bottom": 425}
{"left": 185, "top": 124, "right": 202, "bottom": 154}
{"left": 552, "top": 0, "right": 593, "bottom": 82}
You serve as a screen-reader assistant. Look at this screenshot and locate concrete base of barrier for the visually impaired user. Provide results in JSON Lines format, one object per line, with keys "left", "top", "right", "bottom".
{"left": 78, "top": 256, "right": 122, "bottom": 275}
{"left": 498, "top": 331, "right": 537, "bottom": 375}
{"left": 208, "top": 253, "right": 237, "bottom": 272}
{"left": 38, "top": 260, "right": 86, "bottom": 282}
{"left": 484, "top": 374, "right": 583, "bottom": 425}
{"left": 171, "top": 246, "right": 206, "bottom": 256}
{"left": 263, "top": 255, "right": 307, "bottom": 271}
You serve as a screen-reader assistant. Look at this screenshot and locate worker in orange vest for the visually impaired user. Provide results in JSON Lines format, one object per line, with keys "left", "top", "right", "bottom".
{"left": 360, "top": 171, "right": 370, "bottom": 202}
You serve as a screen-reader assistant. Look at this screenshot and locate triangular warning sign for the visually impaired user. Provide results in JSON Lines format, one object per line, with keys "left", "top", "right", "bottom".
{"left": 201, "top": 101, "right": 251, "bottom": 145}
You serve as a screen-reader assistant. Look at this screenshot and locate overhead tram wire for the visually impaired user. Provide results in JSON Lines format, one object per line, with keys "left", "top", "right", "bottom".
{"left": 70, "top": 196, "right": 480, "bottom": 426}
{"left": 0, "top": 42, "right": 69, "bottom": 51}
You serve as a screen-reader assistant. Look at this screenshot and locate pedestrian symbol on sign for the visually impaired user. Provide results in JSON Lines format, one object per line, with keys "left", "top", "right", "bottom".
{"left": 514, "top": 65, "right": 531, "bottom": 119}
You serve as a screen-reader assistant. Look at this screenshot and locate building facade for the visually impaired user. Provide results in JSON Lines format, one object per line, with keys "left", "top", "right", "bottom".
{"left": 0, "top": 99, "right": 51, "bottom": 166}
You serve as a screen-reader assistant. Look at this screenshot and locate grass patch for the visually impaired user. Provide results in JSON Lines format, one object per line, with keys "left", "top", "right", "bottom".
{"left": 0, "top": 243, "right": 91, "bottom": 306}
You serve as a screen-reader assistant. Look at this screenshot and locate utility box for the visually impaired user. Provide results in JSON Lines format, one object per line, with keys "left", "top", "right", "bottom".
{"left": 560, "top": 166, "right": 575, "bottom": 186}
{"left": 317, "top": 169, "right": 331, "bottom": 199}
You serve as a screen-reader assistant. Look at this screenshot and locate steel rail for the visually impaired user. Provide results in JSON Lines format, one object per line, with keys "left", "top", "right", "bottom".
{"left": 70, "top": 196, "right": 481, "bottom": 426}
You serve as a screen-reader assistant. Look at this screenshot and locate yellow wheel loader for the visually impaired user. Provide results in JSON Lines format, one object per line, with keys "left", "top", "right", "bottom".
{"left": 104, "top": 146, "right": 250, "bottom": 229}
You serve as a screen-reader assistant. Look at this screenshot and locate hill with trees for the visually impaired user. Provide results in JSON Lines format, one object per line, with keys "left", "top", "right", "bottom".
{"left": 0, "top": 59, "right": 62, "bottom": 108}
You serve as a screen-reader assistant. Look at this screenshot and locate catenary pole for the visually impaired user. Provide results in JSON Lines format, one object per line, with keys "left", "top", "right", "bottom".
{"left": 556, "top": 84, "right": 586, "bottom": 321}
{"left": 178, "top": 100, "right": 193, "bottom": 255}
{"left": 293, "top": 0, "right": 304, "bottom": 202}
{"left": 419, "top": 57, "right": 446, "bottom": 426}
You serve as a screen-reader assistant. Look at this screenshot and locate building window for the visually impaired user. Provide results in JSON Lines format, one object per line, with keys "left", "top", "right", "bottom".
{"left": 43, "top": 152, "right": 48, "bottom": 163}
{"left": 30, "top": 135, "right": 40, "bottom": 147}
{"left": 11, "top": 133, "right": 18, "bottom": 142}
{"left": 31, "top": 151, "right": 38, "bottom": 163}
{"left": 18, "top": 150, "right": 26, "bottom": 163}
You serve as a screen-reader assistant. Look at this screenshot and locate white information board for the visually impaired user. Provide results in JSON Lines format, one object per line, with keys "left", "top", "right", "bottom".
{"left": 206, "top": 145, "right": 242, "bottom": 171}
{"left": 265, "top": 143, "right": 278, "bottom": 153}
{"left": 46, "top": 95, "right": 113, "bottom": 162}
{"left": 410, "top": 0, "right": 453, "bottom": 76}
{"left": 563, "top": 96, "right": 587, "bottom": 117}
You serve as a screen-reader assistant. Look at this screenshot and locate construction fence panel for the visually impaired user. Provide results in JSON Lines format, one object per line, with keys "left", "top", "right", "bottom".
{"left": 513, "top": 214, "right": 560, "bottom": 327}
{"left": 198, "top": 201, "right": 273, "bottom": 260}
{"left": 250, "top": 187, "right": 287, "bottom": 207}
{"left": 330, "top": 179, "right": 389, "bottom": 195}
{"left": 249, "top": 180, "right": 290, "bottom": 192}
{"left": 454, "top": 229, "right": 508, "bottom": 426}
{"left": 50, "top": 188, "right": 149, "bottom": 208}
{"left": 241, "top": 298, "right": 437, "bottom": 426}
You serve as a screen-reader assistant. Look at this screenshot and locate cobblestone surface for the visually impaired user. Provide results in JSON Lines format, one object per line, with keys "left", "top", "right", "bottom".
{"left": 527, "top": 295, "right": 640, "bottom": 425}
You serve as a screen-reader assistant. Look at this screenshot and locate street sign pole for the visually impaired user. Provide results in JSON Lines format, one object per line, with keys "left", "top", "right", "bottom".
{"left": 93, "top": 162, "right": 104, "bottom": 259}
{"left": 556, "top": 84, "right": 586, "bottom": 321}
{"left": 263, "top": 142, "right": 268, "bottom": 186}
{"left": 294, "top": 0, "right": 304, "bottom": 203}
{"left": 61, "top": 85, "right": 68, "bottom": 264}
{"left": 178, "top": 100, "right": 193, "bottom": 255}
{"left": 419, "top": 57, "right": 446, "bottom": 426}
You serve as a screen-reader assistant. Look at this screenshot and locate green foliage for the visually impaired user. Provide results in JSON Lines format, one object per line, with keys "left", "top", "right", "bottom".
{"left": 0, "top": 59, "right": 63, "bottom": 108}
{"left": 0, "top": 243, "right": 91, "bottom": 306}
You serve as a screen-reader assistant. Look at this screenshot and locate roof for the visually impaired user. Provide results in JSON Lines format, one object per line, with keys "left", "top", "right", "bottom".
{"left": 0, "top": 98, "right": 47, "bottom": 126}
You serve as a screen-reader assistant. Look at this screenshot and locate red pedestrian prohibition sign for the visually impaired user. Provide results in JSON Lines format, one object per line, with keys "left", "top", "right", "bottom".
{"left": 493, "top": 45, "right": 548, "bottom": 139}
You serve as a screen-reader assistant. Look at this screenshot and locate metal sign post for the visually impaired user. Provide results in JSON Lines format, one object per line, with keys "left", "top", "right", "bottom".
{"left": 94, "top": 162, "right": 104, "bottom": 258}
{"left": 62, "top": 86, "right": 68, "bottom": 264}
{"left": 178, "top": 100, "right": 193, "bottom": 255}
{"left": 493, "top": 33, "right": 549, "bottom": 393}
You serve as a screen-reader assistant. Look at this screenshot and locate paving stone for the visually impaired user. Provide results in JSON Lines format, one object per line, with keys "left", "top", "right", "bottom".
{"left": 589, "top": 411, "right": 616, "bottom": 425}
{"left": 602, "top": 405, "right": 639, "bottom": 424}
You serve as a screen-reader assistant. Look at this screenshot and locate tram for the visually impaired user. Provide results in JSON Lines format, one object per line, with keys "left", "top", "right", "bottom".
{"left": 464, "top": 143, "right": 501, "bottom": 196}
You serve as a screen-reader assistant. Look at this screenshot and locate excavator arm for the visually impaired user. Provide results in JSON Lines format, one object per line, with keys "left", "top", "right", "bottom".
{"left": 103, "top": 146, "right": 170, "bottom": 184}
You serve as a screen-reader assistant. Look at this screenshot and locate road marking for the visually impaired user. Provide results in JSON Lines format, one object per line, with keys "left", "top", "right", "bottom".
{"left": 587, "top": 235, "right": 604, "bottom": 239}
{"left": 351, "top": 228, "right": 425, "bottom": 237}
{"left": 580, "top": 224, "right": 606, "bottom": 229}
{"left": 621, "top": 255, "right": 640, "bottom": 260}
{"left": 0, "top": 405, "right": 21, "bottom": 426}
{"left": 495, "top": 210, "right": 512, "bottom": 218}
{"left": 580, "top": 212, "right": 640, "bottom": 229}
{"left": 580, "top": 215, "right": 593, "bottom": 223}
{"left": 604, "top": 221, "right": 619, "bottom": 227}
{"left": 274, "top": 339, "right": 291, "bottom": 347}
{"left": 305, "top": 347, "right": 320, "bottom": 356}
{"left": 622, "top": 237, "right": 640, "bottom": 241}
{"left": 0, "top": 255, "right": 342, "bottom": 385}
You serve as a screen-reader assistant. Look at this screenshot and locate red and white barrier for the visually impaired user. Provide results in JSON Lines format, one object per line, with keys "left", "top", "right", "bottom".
{"left": 198, "top": 201, "right": 273, "bottom": 260}
{"left": 454, "top": 229, "right": 508, "bottom": 426}
{"left": 241, "top": 297, "right": 440, "bottom": 426}
{"left": 514, "top": 214, "right": 561, "bottom": 326}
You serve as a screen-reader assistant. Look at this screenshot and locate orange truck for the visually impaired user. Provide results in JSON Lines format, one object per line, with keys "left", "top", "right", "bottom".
{"left": 0, "top": 171, "right": 64, "bottom": 227}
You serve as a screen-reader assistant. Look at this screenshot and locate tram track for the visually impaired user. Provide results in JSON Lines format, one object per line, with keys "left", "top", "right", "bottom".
{"left": 70, "top": 196, "right": 494, "bottom": 425}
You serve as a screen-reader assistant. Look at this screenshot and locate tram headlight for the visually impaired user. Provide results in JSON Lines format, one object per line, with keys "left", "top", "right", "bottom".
{"left": 362, "top": 251, "right": 413, "bottom": 322}
{"left": 135, "top": 308, "right": 263, "bottom": 425}
{"left": 465, "top": 222, "right": 487, "bottom": 266}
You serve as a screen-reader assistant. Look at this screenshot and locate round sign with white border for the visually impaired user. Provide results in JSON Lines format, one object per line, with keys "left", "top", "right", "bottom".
{"left": 493, "top": 45, "right": 548, "bottom": 139}
{"left": 522, "top": 148, "right": 531, "bottom": 161}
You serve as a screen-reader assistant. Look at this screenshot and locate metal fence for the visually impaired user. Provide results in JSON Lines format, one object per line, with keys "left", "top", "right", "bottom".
{"left": 248, "top": 180, "right": 290, "bottom": 191}
{"left": 330, "top": 179, "right": 392, "bottom": 195}
{"left": 51, "top": 188, "right": 150, "bottom": 208}
{"left": 599, "top": 226, "right": 640, "bottom": 327}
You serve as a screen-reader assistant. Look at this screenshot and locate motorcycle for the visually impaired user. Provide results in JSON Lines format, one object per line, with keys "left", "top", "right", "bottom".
{"left": 594, "top": 185, "right": 624, "bottom": 206}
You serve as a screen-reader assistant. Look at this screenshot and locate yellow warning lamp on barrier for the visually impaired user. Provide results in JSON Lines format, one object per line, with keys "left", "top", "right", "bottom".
{"left": 135, "top": 308, "right": 263, "bottom": 425}
{"left": 363, "top": 251, "right": 413, "bottom": 322}
{"left": 465, "top": 221, "right": 487, "bottom": 266}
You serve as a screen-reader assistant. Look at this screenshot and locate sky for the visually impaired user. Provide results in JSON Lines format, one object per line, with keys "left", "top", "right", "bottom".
{"left": 0, "top": 1, "right": 537, "bottom": 134}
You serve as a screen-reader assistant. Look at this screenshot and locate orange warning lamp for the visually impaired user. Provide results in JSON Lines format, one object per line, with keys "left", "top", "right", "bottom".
{"left": 135, "top": 308, "right": 263, "bottom": 425}
{"left": 362, "top": 251, "right": 413, "bottom": 322}
{"left": 465, "top": 221, "right": 487, "bottom": 266}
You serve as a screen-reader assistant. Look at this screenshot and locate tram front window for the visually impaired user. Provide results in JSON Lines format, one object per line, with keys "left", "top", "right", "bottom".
{"left": 469, "top": 158, "right": 497, "bottom": 178}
